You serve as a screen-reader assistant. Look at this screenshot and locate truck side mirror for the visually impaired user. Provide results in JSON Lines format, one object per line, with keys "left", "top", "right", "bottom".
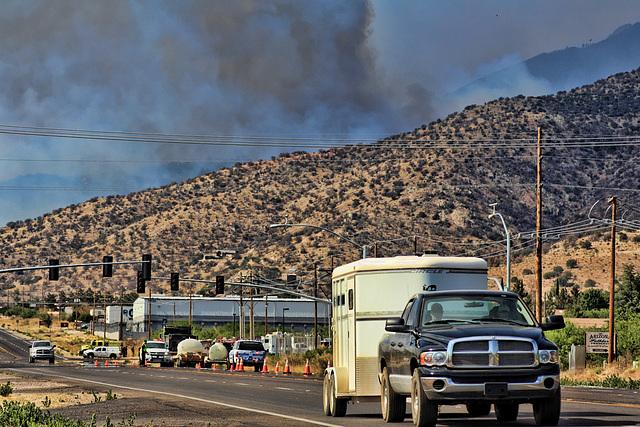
{"left": 540, "top": 314, "right": 565, "bottom": 331}
{"left": 385, "top": 318, "right": 410, "bottom": 332}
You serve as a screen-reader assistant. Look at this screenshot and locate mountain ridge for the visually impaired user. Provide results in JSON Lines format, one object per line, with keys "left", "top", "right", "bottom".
{"left": 3, "top": 68, "right": 640, "bottom": 301}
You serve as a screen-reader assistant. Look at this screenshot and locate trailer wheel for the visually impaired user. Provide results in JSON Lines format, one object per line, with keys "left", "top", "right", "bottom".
{"left": 381, "top": 367, "right": 405, "bottom": 422}
{"left": 323, "top": 372, "right": 347, "bottom": 417}
{"left": 411, "top": 370, "right": 437, "bottom": 427}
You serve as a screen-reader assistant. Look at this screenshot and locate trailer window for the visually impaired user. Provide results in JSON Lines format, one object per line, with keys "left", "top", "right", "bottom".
{"left": 348, "top": 289, "right": 354, "bottom": 310}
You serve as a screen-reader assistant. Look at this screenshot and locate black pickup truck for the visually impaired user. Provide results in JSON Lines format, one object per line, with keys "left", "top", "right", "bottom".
{"left": 378, "top": 290, "right": 565, "bottom": 427}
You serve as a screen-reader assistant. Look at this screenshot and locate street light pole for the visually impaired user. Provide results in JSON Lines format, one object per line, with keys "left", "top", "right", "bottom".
{"left": 489, "top": 203, "right": 511, "bottom": 291}
{"left": 282, "top": 307, "right": 289, "bottom": 332}
{"left": 269, "top": 216, "right": 367, "bottom": 259}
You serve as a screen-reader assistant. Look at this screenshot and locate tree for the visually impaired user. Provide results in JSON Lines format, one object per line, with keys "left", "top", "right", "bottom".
{"left": 616, "top": 264, "right": 640, "bottom": 318}
{"left": 581, "top": 288, "right": 609, "bottom": 311}
{"left": 510, "top": 276, "right": 533, "bottom": 310}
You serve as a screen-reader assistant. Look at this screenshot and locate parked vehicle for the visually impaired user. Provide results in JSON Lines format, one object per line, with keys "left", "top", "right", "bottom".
{"left": 204, "top": 341, "right": 232, "bottom": 368}
{"left": 173, "top": 338, "right": 206, "bottom": 368}
{"left": 139, "top": 339, "right": 173, "bottom": 367}
{"left": 228, "top": 340, "right": 266, "bottom": 372}
{"left": 78, "top": 340, "right": 122, "bottom": 356}
{"left": 29, "top": 340, "right": 55, "bottom": 364}
{"left": 83, "top": 346, "right": 121, "bottom": 359}
{"left": 322, "top": 254, "right": 488, "bottom": 418}
{"left": 163, "top": 325, "right": 196, "bottom": 354}
{"left": 378, "top": 290, "right": 565, "bottom": 426}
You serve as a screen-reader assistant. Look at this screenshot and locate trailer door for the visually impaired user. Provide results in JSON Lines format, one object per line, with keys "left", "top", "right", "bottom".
{"left": 347, "top": 275, "right": 356, "bottom": 391}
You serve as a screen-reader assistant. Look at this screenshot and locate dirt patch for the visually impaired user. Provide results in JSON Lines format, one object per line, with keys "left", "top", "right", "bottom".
{"left": 0, "top": 371, "right": 284, "bottom": 426}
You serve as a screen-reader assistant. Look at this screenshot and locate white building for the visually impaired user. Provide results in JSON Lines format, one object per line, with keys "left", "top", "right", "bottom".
{"left": 129, "top": 294, "right": 330, "bottom": 335}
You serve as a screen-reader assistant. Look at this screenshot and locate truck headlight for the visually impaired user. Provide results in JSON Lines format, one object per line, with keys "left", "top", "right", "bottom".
{"left": 420, "top": 351, "right": 447, "bottom": 366}
{"left": 538, "top": 350, "right": 558, "bottom": 364}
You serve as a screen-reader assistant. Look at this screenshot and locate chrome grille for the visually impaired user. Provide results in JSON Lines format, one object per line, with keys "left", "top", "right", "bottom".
{"left": 449, "top": 337, "right": 538, "bottom": 368}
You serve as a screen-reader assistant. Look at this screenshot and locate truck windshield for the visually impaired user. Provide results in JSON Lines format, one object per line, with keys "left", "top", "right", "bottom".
{"left": 146, "top": 342, "right": 167, "bottom": 349}
{"left": 238, "top": 342, "right": 265, "bottom": 351}
{"left": 421, "top": 294, "right": 535, "bottom": 327}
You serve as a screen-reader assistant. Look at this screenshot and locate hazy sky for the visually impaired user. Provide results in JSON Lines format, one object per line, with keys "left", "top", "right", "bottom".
{"left": 0, "top": 0, "right": 639, "bottom": 225}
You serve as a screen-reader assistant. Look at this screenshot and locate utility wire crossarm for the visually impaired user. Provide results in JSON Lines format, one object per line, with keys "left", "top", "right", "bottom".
{"left": 151, "top": 276, "right": 331, "bottom": 305}
{"left": 268, "top": 215, "right": 367, "bottom": 259}
{"left": 0, "top": 259, "right": 149, "bottom": 275}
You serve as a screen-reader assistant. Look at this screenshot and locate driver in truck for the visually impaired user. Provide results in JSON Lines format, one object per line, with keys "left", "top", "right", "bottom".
{"left": 426, "top": 303, "right": 443, "bottom": 322}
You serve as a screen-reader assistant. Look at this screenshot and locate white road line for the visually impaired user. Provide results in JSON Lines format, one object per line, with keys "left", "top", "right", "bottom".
{"left": 8, "top": 368, "right": 340, "bottom": 427}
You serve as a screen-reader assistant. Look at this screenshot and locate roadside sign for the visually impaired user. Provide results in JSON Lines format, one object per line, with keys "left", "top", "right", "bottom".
{"left": 585, "top": 331, "right": 615, "bottom": 353}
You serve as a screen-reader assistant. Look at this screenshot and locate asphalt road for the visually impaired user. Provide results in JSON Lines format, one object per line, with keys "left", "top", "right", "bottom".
{"left": 1, "top": 328, "right": 639, "bottom": 426}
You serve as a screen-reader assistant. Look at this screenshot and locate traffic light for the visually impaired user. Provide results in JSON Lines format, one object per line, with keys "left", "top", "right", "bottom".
{"left": 136, "top": 270, "right": 146, "bottom": 293}
{"left": 49, "top": 259, "right": 59, "bottom": 281}
{"left": 102, "top": 255, "right": 113, "bottom": 277}
{"left": 215, "top": 276, "right": 225, "bottom": 295}
{"left": 170, "top": 272, "right": 179, "bottom": 291}
{"left": 142, "top": 254, "right": 152, "bottom": 280}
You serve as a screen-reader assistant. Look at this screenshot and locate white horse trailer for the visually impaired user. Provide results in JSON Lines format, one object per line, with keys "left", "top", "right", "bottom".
{"left": 323, "top": 254, "right": 488, "bottom": 417}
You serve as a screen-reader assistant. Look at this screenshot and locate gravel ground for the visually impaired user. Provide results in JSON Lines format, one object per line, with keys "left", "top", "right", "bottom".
{"left": 0, "top": 371, "right": 296, "bottom": 426}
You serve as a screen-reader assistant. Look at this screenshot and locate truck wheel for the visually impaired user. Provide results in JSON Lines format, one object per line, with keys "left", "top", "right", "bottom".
{"left": 466, "top": 403, "right": 491, "bottom": 416}
{"left": 29, "top": 357, "right": 34, "bottom": 363}
{"left": 411, "top": 370, "right": 437, "bottom": 427}
{"left": 533, "top": 388, "right": 561, "bottom": 426}
{"left": 49, "top": 358, "right": 55, "bottom": 364}
{"left": 495, "top": 403, "right": 519, "bottom": 422}
{"left": 110, "top": 354, "right": 116, "bottom": 359}
{"left": 323, "top": 372, "right": 347, "bottom": 417}
{"left": 254, "top": 364, "right": 261, "bottom": 372}
{"left": 381, "top": 367, "right": 405, "bottom": 422}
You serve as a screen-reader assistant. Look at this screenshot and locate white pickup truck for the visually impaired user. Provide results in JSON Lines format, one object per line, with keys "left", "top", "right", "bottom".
{"left": 83, "top": 346, "right": 121, "bottom": 359}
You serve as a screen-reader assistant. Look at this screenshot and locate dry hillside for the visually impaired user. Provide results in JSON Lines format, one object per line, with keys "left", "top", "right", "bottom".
{"left": 3, "top": 68, "right": 640, "bottom": 304}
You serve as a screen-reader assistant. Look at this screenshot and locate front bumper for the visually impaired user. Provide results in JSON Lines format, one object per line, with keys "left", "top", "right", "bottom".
{"left": 419, "top": 373, "right": 559, "bottom": 402}
{"left": 146, "top": 353, "right": 172, "bottom": 363}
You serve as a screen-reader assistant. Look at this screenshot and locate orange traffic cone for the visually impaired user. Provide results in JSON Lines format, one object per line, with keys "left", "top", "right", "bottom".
{"left": 229, "top": 362, "right": 235, "bottom": 372}
{"left": 197, "top": 362, "right": 201, "bottom": 370}
{"left": 94, "top": 360, "right": 99, "bottom": 367}
{"left": 303, "top": 359, "right": 311, "bottom": 377}
{"left": 261, "top": 358, "right": 269, "bottom": 374}
{"left": 274, "top": 362, "right": 280, "bottom": 375}
{"left": 105, "top": 360, "right": 109, "bottom": 367}
{"left": 144, "top": 359, "right": 148, "bottom": 367}
{"left": 212, "top": 363, "right": 217, "bottom": 371}
{"left": 238, "top": 358, "right": 245, "bottom": 371}
{"left": 114, "top": 361, "right": 118, "bottom": 367}
{"left": 327, "top": 359, "right": 332, "bottom": 368}
{"left": 283, "top": 359, "right": 291, "bottom": 375}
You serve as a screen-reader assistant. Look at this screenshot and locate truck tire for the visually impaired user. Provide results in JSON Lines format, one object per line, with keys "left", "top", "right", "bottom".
{"left": 49, "top": 358, "right": 55, "bottom": 364}
{"left": 495, "top": 403, "right": 519, "bottom": 422}
{"left": 87, "top": 353, "right": 94, "bottom": 359}
{"left": 110, "top": 354, "right": 117, "bottom": 359}
{"left": 29, "top": 357, "right": 34, "bottom": 363}
{"left": 466, "top": 403, "right": 491, "bottom": 416}
{"left": 254, "top": 364, "right": 262, "bottom": 372}
{"left": 411, "top": 370, "right": 437, "bottom": 427}
{"left": 533, "top": 388, "right": 561, "bottom": 426}
{"left": 381, "top": 367, "right": 405, "bottom": 422}
{"left": 323, "top": 372, "right": 347, "bottom": 417}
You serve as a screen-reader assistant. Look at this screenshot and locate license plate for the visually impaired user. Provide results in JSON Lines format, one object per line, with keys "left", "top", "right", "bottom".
{"left": 485, "top": 382, "right": 508, "bottom": 396}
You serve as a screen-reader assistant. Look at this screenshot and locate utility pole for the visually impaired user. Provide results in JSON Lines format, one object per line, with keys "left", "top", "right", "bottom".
{"left": 314, "top": 263, "right": 318, "bottom": 349}
{"left": 250, "top": 287, "right": 254, "bottom": 340}
{"left": 608, "top": 196, "right": 617, "bottom": 364}
{"left": 536, "top": 127, "right": 543, "bottom": 323}
{"left": 147, "top": 286, "right": 151, "bottom": 340}
{"left": 119, "top": 286, "right": 124, "bottom": 341}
